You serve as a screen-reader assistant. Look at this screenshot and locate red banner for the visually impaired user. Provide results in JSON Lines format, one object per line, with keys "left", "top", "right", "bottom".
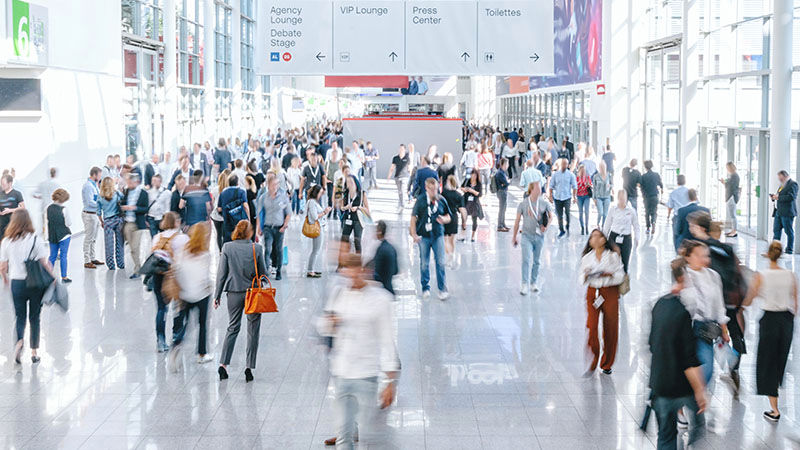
{"left": 324, "top": 76, "right": 409, "bottom": 88}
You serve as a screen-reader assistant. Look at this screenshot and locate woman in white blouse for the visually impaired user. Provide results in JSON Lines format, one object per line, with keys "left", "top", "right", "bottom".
{"left": 680, "top": 240, "right": 729, "bottom": 386}
{"left": 580, "top": 229, "right": 626, "bottom": 374}
{"left": 743, "top": 241, "right": 797, "bottom": 422}
{"left": 602, "top": 190, "right": 640, "bottom": 273}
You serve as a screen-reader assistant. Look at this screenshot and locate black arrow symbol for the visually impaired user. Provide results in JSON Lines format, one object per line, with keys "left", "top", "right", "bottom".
{"left": 316, "top": 52, "right": 325, "bottom": 61}
{"left": 389, "top": 51, "right": 398, "bottom": 61}
{"left": 461, "top": 52, "right": 470, "bottom": 62}
{"left": 530, "top": 53, "right": 540, "bottom": 62}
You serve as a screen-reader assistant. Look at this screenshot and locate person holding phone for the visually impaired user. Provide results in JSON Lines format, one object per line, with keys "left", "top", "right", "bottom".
{"left": 770, "top": 170, "right": 798, "bottom": 254}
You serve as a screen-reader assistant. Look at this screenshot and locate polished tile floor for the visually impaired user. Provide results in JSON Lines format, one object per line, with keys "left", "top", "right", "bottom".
{"left": 0, "top": 180, "right": 799, "bottom": 449}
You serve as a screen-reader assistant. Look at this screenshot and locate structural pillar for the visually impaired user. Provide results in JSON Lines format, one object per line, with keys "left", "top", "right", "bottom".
{"left": 680, "top": 0, "right": 700, "bottom": 189}
{"left": 203, "top": 0, "right": 216, "bottom": 141}
{"left": 231, "top": 0, "right": 242, "bottom": 139}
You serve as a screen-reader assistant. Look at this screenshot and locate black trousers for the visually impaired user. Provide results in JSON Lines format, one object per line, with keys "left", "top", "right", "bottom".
{"left": 212, "top": 219, "right": 224, "bottom": 251}
{"left": 609, "top": 232, "right": 632, "bottom": 273}
{"left": 262, "top": 225, "right": 285, "bottom": 272}
{"left": 756, "top": 311, "right": 794, "bottom": 397}
{"left": 341, "top": 218, "right": 363, "bottom": 253}
{"left": 172, "top": 297, "right": 210, "bottom": 355}
{"left": 554, "top": 199, "right": 571, "bottom": 233}
{"left": 497, "top": 190, "right": 508, "bottom": 228}
{"left": 506, "top": 156, "right": 516, "bottom": 178}
{"left": 725, "top": 307, "right": 746, "bottom": 370}
{"left": 644, "top": 196, "right": 659, "bottom": 229}
{"left": 11, "top": 280, "right": 44, "bottom": 348}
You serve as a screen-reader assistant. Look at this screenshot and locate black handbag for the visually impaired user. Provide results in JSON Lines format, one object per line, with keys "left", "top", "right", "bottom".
{"left": 695, "top": 320, "right": 722, "bottom": 343}
{"left": 25, "top": 236, "right": 54, "bottom": 290}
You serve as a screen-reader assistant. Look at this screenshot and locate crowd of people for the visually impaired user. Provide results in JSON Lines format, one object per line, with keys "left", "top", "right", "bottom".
{"left": 0, "top": 119, "right": 797, "bottom": 449}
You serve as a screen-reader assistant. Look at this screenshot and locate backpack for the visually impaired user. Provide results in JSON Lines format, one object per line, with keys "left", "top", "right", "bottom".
{"left": 489, "top": 172, "right": 498, "bottom": 194}
{"left": 222, "top": 190, "right": 248, "bottom": 227}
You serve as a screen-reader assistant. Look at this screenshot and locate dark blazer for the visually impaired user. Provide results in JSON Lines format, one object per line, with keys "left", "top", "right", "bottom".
{"left": 215, "top": 239, "right": 268, "bottom": 299}
{"left": 675, "top": 202, "right": 710, "bottom": 249}
{"left": 190, "top": 152, "right": 210, "bottom": 179}
{"left": 373, "top": 239, "right": 398, "bottom": 295}
{"left": 776, "top": 179, "right": 798, "bottom": 218}
{"left": 122, "top": 187, "right": 150, "bottom": 230}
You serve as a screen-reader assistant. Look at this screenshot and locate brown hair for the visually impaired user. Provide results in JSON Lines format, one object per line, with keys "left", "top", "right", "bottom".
{"left": 670, "top": 258, "right": 687, "bottom": 282}
{"left": 231, "top": 220, "right": 253, "bottom": 241}
{"left": 767, "top": 240, "right": 783, "bottom": 262}
{"left": 4, "top": 210, "right": 34, "bottom": 241}
{"left": 51, "top": 188, "right": 69, "bottom": 203}
{"left": 159, "top": 211, "right": 180, "bottom": 230}
{"left": 185, "top": 222, "right": 210, "bottom": 255}
{"left": 217, "top": 169, "right": 231, "bottom": 190}
{"left": 679, "top": 239, "right": 708, "bottom": 258}
{"left": 99, "top": 177, "right": 116, "bottom": 200}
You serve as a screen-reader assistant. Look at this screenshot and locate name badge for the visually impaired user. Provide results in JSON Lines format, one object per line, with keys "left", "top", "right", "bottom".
{"left": 425, "top": 223, "right": 432, "bottom": 232}
{"left": 593, "top": 295, "right": 605, "bottom": 309}
{"left": 345, "top": 219, "right": 353, "bottom": 226}
{"left": 615, "top": 235, "right": 624, "bottom": 244}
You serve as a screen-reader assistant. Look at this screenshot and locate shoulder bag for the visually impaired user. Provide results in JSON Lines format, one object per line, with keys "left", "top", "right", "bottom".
{"left": 302, "top": 215, "right": 321, "bottom": 238}
{"left": 25, "top": 236, "right": 54, "bottom": 291}
{"left": 245, "top": 244, "right": 278, "bottom": 314}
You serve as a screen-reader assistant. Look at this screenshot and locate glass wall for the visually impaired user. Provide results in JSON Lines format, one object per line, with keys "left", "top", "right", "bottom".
{"left": 499, "top": 89, "right": 591, "bottom": 147}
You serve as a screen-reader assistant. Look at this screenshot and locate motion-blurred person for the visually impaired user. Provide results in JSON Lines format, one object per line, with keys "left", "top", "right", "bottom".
{"left": 411, "top": 156, "right": 438, "bottom": 199}
{"left": 169, "top": 174, "right": 187, "bottom": 221}
{"left": 743, "top": 241, "right": 797, "bottom": 422}
{"left": 316, "top": 253, "right": 400, "bottom": 450}
{"left": 580, "top": 229, "right": 625, "bottom": 374}
{"left": 33, "top": 168, "right": 59, "bottom": 234}
{"left": 340, "top": 175, "right": 369, "bottom": 256}
{"left": 210, "top": 170, "right": 231, "bottom": 250}
{"left": 146, "top": 174, "right": 171, "bottom": 237}
{"left": 603, "top": 190, "right": 639, "bottom": 274}
{"left": 256, "top": 173, "right": 291, "bottom": 280}
{"left": 649, "top": 258, "right": 707, "bottom": 449}
{"left": 441, "top": 176, "right": 465, "bottom": 264}
{"left": 0, "top": 174, "right": 25, "bottom": 242}
{"left": 169, "top": 223, "right": 214, "bottom": 371}
{"left": 770, "top": 170, "right": 798, "bottom": 254}
{"left": 180, "top": 170, "right": 212, "bottom": 227}
{"left": 437, "top": 153, "right": 456, "bottom": 186}
{"left": 387, "top": 144, "right": 410, "bottom": 210}
{"left": 46, "top": 189, "right": 72, "bottom": 283}
{"left": 621, "top": 159, "right": 641, "bottom": 211}
{"left": 305, "top": 185, "right": 331, "bottom": 278}
{"left": 410, "top": 178, "right": 451, "bottom": 300}
{"left": 495, "top": 158, "right": 510, "bottom": 232}
{"left": 215, "top": 220, "right": 268, "bottom": 382}
{"left": 674, "top": 189, "right": 708, "bottom": 251}
{"left": 666, "top": 175, "right": 690, "bottom": 250}
{"left": 461, "top": 170, "right": 484, "bottom": 242}
{"left": 0, "top": 210, "right": 54, "bottom": 364}
{"left": 372, "top": 220, "right": 398, "bottom": 296}
{"left": 679, "top": 240, "right": 730, "bottom": 386}
{"left": 97, "top": 177, "right": 125, "bottom": 270}
{"left": 476, "top": 145, "right": 494, "bottom": 195}
{"left": 719, "top": 162, "right": 740, "bottom": 237}
{"left": 592, "top": 161, "right": 612, "bottom": 227}
{"left": 326, "top": 147, "right": 342, "bottom": 215}
{"left": 121, "top": 174, "right": 149, "bottom": 278}
{"left": 513, "top": 182, "right": 553, "bottom": 294}
{"left": 148, "top": 212, "right": 187, "bottom": 352}
{"left": 519, "top": 156, "right": 544, "bottom": 190}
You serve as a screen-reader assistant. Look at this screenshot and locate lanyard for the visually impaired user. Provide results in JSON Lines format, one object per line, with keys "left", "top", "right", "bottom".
{"left": 428, "top": 200, "right": 438, "bottom": 223}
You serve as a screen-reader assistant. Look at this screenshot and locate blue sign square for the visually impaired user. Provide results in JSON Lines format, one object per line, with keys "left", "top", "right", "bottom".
{"left": 270, "top": 52, "right": 280, "bottom": 62}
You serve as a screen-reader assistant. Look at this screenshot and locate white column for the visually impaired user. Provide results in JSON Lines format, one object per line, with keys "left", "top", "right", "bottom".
{"left": 203, "top": 0, "right": 216, "bottom": 141}
{"left": 231, "top": 1, "right": 242, "bottom": 140}
{"left": 680, "top": 0, "right": 700, "bottom": 190}
{"left": 771, "top": 0, "right": 794, "bottom": 249}
{"left": 163, "top": 0, "right": 178, "bottom": 154}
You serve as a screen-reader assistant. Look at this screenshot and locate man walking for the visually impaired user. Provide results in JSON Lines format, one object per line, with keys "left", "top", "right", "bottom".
{"left": 622, "top": 159, "right": 642, "bottom": 211}
{"left": 256, "top": 173, "right": 291, "bottom": 280}
{"left": 121, "top": 174, "right": 149, "bottom": 278}
{"left": 640, "top": 160, "right": 663, "bottom": 235}
{"left": 363, "top": 141, "right": 379, "bottom": 190}
{"left": 548, "top": 159, "right": 577, "bottom": 238}
{"left": 410, "top": 178, "right": 451, "bottom": 300}
{"left": 387, "top": 145, "right": 410, "bottom": 210}
{"left": 81, "top": 167, "right": 104, "bottom": 268}
{"left": 666, "top": 174, "right": 690, "bottom": 250}
{"left": 770, "top": 170, "right": 798, "bottom": 254}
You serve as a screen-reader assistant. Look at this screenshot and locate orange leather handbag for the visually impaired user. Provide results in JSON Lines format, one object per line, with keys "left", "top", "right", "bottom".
{"left": 244, "top": 244, "right": 278, "bottom": 314}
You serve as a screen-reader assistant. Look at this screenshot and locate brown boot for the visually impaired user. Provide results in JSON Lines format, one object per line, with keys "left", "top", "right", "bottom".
{"left": 323, "top": 437, "right": 337, "bottom": 446}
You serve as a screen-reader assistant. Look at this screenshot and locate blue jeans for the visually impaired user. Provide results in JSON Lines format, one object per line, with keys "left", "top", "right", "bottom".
{"left": 595, "top": 197, "right": 610, "bottom": 227}
{"left": 335, "top": 377, "right": 378, "bottom": 450}
{"left": 577, "top": 195, "right": 591, "bottom": 231}
{"left": 694, "top": 322, "right": 715, "bottom": 385}
{"left": 172, "top": 297, "right": 209, "bottom": 355}
{"left": 153, "top": 274, "right": 168, "bottom": 347}
{"left": 773, "top": 215, "right": 795, "bottom": 253}
{"left": 520, "top": 233, "right": 544, "bottom": 284}
{"left": 291, "top": 189, "right": 301, "bottom": 214}
{"left": 419, "top": 235, "right": 446, "bottom": 292}
{"left": 652, "top": 395, "right": 704, "bottom": 449}
{"left": 48, "top": 237, "right": 70, "bottom": 278}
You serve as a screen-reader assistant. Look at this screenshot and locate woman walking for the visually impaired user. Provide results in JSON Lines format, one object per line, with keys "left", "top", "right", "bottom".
{"left": 47, "top": 189, "right": 72, "bottom": 283}
{"left": 0, "top": 210, "right": 54, "bottom": 364}
{"left": 97, "top": 177, "right": 125, "bottom": 270}
{"left": 743, "top": 241, "right": 796, "bottom": 422}
{"left": 576, "top": 165, "right": 593, "bottom": 235}
{"left": 603, "top": 190, "right": 639, "bottom": 274}
{"left": 441, "top": 175, "right": 465, "bottom": 264}
{"left": 579, "top": 229, "right": 625, "bottom": 374}
{"left": 512, "top": 182, "right": 554, "bottom": 294}
{"left": 592, "top": 161, "right": 612, "bottom": 227}
{"left": 476, "top": 144, "right": 494, "bottom": 195}
{"left": 461, "top": 171, "right": 484, "bottom": 242}
{"left": 210, "top": 169, "right": 230, "bottom": 252}
{"left": 215, "top": 220, "right": 268, "bottom": 382}
{"left": 340, "top": 175, "right": 369, "bottom": 255}
{"left": 169, "top": 222, "right": 214, "bottom": 370}
{"left": 287, "top": 156, "right": 302, "bottom": 214}
{"left": 720, "top": 162, "right": 740, "bottom": 237}
{"left": 305, "top": 185, "right": 330, "bottom": 278}
{"left": 150, "top": 212, "right": 188, "bottom": 353}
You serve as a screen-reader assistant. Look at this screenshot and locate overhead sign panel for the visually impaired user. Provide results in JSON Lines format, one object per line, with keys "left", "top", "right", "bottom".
{"left": 255, "top": 0, "right": 555, "bottom": 75}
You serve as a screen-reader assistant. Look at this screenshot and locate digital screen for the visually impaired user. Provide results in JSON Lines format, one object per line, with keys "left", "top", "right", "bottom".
{"left": 0, "top": 78, "right": 42, "bottom": 111}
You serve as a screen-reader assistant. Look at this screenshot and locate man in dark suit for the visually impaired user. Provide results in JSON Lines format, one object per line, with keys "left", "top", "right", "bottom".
{"left": 770, "top": 170, "right": 798, "bottom": 254}
{"left": 674, "top": 189, "right": 709, "bottom": 251}
{"left": 564, "top": 135, "right": 574, "bottom": 159}
{"left": 121, "top": 173, "right": 151, "bottom": 278}
{"left": 372, "top": 220, "right": 398, "bottom": 295}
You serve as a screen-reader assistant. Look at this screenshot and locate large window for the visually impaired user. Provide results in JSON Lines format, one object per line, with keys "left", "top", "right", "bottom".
{"left": 122, "top": 0, "right": 163, "bottom": 42}
{"left": 178, "top": 0, "right": 203, "bottom": 85}
{"left": 241, "top": 0, "right": 255, "bottom": 92}
{"left": 215, "top": 1, "right": 233, "bottom": 90}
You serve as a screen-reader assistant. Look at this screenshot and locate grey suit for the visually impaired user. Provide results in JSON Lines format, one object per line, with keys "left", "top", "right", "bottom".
{"left": 216, "top": 239, "right": 268, "bottom": 369}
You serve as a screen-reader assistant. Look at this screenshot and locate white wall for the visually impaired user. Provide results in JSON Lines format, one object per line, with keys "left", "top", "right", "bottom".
{"left": 0, "top": 0, "right": 124, "bottom": 231}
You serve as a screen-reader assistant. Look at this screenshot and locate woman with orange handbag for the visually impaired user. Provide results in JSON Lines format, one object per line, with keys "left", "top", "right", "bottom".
{"left": 214, "top": 220, "right": 268, "bottom": 382}
{"left": 304, "top": 185, "right": 331, "bottom": 278}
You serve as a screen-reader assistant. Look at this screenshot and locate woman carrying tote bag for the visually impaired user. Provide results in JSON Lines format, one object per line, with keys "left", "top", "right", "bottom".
{"left": 215, "top": 220, "right": 268, "bottom": 383}
{"left": 0, "top": 210, "right": 55, "bottom": 364}
{"left": 304, "top": 185, "right": 331, "bottom": 278}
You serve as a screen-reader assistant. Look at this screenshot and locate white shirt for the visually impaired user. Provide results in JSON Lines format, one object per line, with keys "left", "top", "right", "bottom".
{"left": 176, "top": 251, "right": 213, "bottom": 302}
{"left": 579, "top": 249, "right": 625, "bottom": 288}
{"left": 147, "top": 187, "right": 171, "bottom": 220}
{"left": 460, "top": 150, "right": 477, "bottom": 169}
{"left": 157, "top": 161, "right": 176, "bottom": 182}
{"left": 35, "top": 179, "right": 59, "bottom": 206}
{"left": 683, "top": 267, "right": 729, "bottom": 324}
{"left": 756, "top": 268, "right": 797, "bottom": 313}
{"left": 151, "top": 229, "right": 189, "bottom": 257}
{"left": 603, "top": 204, "right": 640, "bottom": 238}
{"left": 0, "top": 234, "right": 49, "bottom": 280}
{"left": 317, "top": 283, "right": 400, "bottom": 379}
{"left": 233, "top": 168, "right": 248, "bottom": 189}
{"left": 502, "top": 144, "right": 516, "bottom": 158}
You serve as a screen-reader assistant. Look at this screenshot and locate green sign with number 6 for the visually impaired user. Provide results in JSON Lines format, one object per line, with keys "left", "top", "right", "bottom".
{"left": 12, "top": 0, "right": 30, "bottom": 57}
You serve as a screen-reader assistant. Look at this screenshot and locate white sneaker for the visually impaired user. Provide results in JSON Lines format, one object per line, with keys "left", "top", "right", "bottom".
{"left": 167, "top": 345, "right": 181, "bottom": 373}
{"left": 520, "top": 283, "right": 529, "bottom": 295}
{"left": 438, "top": 291, "right": 450, "bottom": 301}
{"left": 421, "top": 290, "right": 431, "bottom": 298}
{"left": 531, "top": 283, "right": 540, "bottom": 292}
{"left": 197, "top": 354, "right": 214, "bottom": 364}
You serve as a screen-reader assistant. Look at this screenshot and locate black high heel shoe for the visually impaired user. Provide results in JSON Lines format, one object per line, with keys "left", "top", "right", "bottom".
{"left": 244, "top": 368, "right": 254, "bottom": 383}
{"left": 218, "top": 366, "right": 229, "bottom": 380}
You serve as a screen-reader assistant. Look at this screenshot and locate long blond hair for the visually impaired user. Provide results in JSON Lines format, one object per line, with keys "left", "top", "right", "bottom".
{"left": 185, "top": 222, "right": 210, "bottom": 255}
{"left": 99, "top": 177, "right": 116, "bottom": 200}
